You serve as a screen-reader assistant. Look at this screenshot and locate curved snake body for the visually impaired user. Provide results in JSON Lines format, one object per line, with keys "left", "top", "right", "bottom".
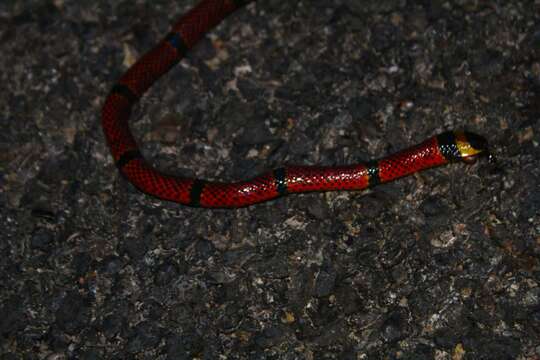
{"left": 101, "top": 0, "right": 488, "bottom": 208}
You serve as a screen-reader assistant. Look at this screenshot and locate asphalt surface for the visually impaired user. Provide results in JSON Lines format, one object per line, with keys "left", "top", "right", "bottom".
{"left": 1, "top": 0, "right": 539, "bottom": 359}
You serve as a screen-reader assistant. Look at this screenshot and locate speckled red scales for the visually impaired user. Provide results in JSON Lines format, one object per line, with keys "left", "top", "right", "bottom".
{"left": 102, "top": 0, "right": 489, "bottom": 208}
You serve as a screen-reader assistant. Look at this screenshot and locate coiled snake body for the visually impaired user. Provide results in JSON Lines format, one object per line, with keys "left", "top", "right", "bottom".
{"left": 102, "top": 0, "right": 489, "bottom": 208}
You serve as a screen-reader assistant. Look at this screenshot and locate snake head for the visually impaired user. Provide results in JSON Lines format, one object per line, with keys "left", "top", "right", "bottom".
{"left": 454, "top": 131, "right": 490, "bottom": 163}
{"left": 437, "top": 130, "right": 490, "bottom": 164}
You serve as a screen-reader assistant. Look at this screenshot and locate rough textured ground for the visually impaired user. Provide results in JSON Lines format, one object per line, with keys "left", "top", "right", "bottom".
{"left": 1, "top": 0, "right": 539, "bottom": 359}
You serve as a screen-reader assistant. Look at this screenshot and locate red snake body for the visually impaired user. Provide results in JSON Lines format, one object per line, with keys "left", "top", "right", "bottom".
{"left": 102, "top": 0, "right": 488, "bottom": 208}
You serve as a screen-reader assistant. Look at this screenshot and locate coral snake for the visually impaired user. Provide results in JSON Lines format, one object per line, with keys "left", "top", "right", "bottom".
{"left": 102, "top": 0, "right": 489, "bottom": 208}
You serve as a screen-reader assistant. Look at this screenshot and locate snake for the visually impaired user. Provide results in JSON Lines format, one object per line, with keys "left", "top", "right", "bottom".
{"left": 101, "top": 0, "right": 489, "bottom": 208}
